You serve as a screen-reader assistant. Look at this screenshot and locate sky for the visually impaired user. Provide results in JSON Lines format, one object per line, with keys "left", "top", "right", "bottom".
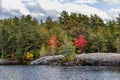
{"left": 0, "top": 0, "right": 120, "bottom": 21}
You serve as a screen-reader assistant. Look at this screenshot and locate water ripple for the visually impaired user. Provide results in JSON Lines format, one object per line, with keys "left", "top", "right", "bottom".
{"left": 0, "top": 65, "right": 120, "bottom": 80}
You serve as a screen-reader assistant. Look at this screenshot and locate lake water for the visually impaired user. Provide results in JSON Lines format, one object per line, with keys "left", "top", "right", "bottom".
{"left": 0, "top": 65, "right": 120, "bottom": 80}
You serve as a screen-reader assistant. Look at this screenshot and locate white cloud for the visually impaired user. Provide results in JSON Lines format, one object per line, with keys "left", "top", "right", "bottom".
{"left": 107, "top": 8, "right": 120, "bottom": 20}
{"left": 1, "top": 0, "right": 30, "bottom": 15}
{"left": 0, "top": 0, "right": 119, "bottom": 21}
{"left": 39, "top": 0, "right": 110, "bottom": 20}
{"left": 74, "top": 0, "right": 97, "bottom": 4}
{"left": 100, "top": 0, "right": 120, "bottom": 4}
{"left": 31, "top": 12, "right": 45, "bottom": 17}
{"left": 61, "top": 3, "right": 110, "bottom": 19}
{"left": 37, "top": 0, "right": 62, "bottom": 11}
{"left": 74, "top": 0, "right": 120, "bottom": 4}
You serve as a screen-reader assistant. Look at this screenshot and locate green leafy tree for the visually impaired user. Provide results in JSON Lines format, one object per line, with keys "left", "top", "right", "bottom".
{"left": 60, "top": 35, "right": 76, "bottom": 62}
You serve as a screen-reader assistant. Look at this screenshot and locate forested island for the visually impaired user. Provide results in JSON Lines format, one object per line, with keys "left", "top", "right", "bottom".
{"left": 0, "top": 11, "right": 120, "bottom": 65}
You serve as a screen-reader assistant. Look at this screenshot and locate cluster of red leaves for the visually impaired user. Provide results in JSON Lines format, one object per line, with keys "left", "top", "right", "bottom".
{"left": 47, "top": 35, "right": 86, "bottom": 49}
{"left": 73, "top": 34, "right": 87, "bottom": 49}
{"left": 47, "top": 36, "right": 58, "bottom": 47}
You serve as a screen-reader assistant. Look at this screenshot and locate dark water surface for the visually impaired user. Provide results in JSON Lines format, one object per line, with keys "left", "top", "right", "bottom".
{"left": 0, "top": 65, "right": 120, "bottom": 80}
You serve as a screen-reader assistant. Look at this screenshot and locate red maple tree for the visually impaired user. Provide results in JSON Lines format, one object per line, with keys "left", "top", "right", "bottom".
{"left": 73, "top": 34, "right": 87, "bottom": 49}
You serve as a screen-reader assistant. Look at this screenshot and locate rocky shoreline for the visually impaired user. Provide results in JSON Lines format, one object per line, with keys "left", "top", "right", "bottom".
{"left": 30, "top": 55, "right": 64, "bottom": 65}
{"left": 1, "top": 53, "right": 120, "bottom": 66}
{"left": 74, "top": 53, "right": 120, "bottom": 66}
{"left": 30, "top": 53, "right": 120, "bottom": 66}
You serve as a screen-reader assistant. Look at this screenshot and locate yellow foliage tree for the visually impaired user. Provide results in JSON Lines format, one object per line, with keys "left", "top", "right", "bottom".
{"left": 25, "top": 52, "right": 34, "bottom": 61}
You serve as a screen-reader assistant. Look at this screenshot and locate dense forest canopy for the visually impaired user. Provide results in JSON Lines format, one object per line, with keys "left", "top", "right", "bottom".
{"left": 0, "top": 11, "right": 120, "bottom": 61}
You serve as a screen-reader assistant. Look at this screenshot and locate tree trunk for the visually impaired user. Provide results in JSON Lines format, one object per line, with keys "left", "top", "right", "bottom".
{"left": 1, "top": 47, "right": 4, "bottom": 58}
{"left": 51, "top": 46, "right": 55, "bottom": 55}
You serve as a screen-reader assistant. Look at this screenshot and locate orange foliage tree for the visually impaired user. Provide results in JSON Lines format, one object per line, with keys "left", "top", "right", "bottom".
{"left": 47, "top": 36, "right": 58, "bottom": 55}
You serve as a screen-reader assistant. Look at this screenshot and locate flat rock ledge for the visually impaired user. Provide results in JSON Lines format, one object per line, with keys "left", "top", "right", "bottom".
{"left": 0, "top": 59, "right": 21, "bottom": 65}
{"left": 30, "top": 55, "right": 65, "bottom": 65}
{"left": 74, "top": 53, "right": 120, "bottom": 66}
{"left": 30, "top": 53, "right": 120, "bottom": 66}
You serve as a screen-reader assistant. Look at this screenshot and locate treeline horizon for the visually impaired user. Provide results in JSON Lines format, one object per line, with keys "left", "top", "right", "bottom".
{"left": 0, "top": 11, "right": 120, "bottom": 61}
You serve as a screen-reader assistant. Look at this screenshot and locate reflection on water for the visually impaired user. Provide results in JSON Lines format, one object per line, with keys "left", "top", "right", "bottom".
{"left": 0, "top": 65, "right": 120, "bottom": 80}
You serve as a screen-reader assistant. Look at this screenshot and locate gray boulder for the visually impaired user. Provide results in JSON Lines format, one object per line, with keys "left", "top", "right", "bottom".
{"left": 74, "top": 53, "right": 120, "bottom": 66}
{"left": 0, "top": 59, "right": 20, "bottom": 65}
{"left": 30, "top": 55, "right": 65, "bottom": 65}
